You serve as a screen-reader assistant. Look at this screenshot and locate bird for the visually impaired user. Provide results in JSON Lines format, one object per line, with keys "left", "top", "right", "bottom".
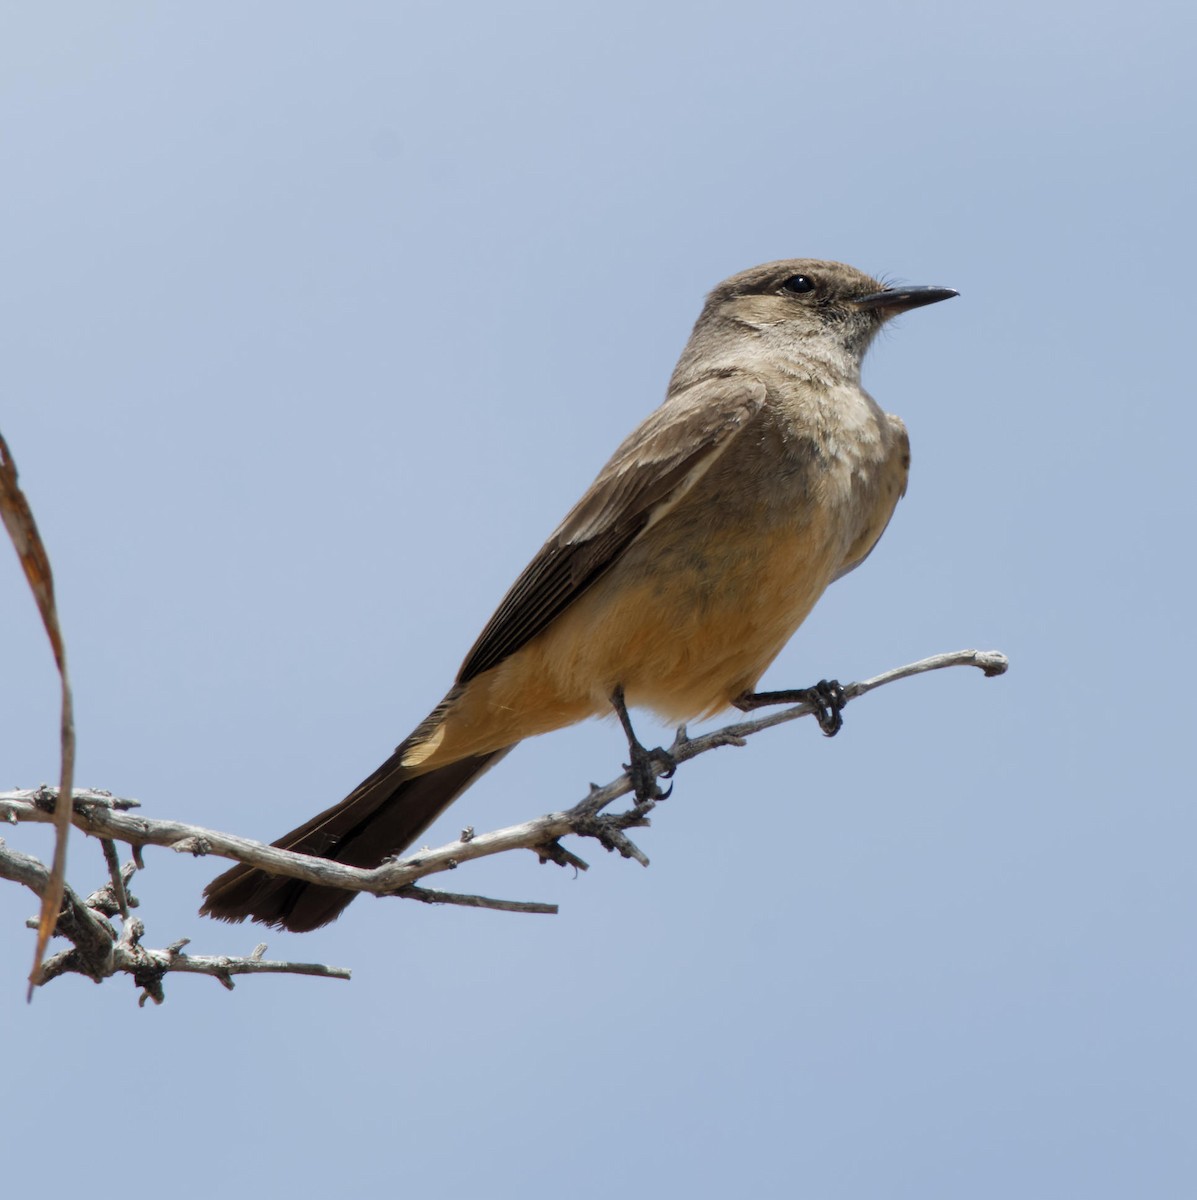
{"left": 201, "top": 259, "right": 957, "bottom": 931}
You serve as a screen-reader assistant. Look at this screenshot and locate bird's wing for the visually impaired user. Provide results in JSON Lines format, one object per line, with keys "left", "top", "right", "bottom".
{"left": 457, "top": 373, "right": 767, "bottom": 684}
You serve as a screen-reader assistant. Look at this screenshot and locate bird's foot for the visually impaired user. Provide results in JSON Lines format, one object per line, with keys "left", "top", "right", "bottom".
{"left": 625, "top": 741, "right": 676, "bottom": 803}
{"left": 610, "top": 685, "right": 676, "bottom": 802}
{"left": 734, "top": 678, "right": 847, "bottom": 737}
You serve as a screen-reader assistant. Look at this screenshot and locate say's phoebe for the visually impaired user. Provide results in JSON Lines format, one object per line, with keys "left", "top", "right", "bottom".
{"left": 202, "top": 259, "right": 956, "bottom": 931}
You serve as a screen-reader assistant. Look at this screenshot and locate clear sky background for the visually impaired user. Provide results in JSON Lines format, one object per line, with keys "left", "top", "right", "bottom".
{"left": 2, "top": 3, "right": 1194, "bottom": 1197}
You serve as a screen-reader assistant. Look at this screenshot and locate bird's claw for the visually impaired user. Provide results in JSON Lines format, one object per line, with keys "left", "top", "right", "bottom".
{"left": 733, "top": 677, "right": 848, "bottom": 735}
{"left": 805, "top": 679, "right": 846, "bottom": 737}
{"left": 623, "top": 744, "right": 675, "bottom": 803}
{"left": 611, "top": 683, "right": 676, "bottom": 802}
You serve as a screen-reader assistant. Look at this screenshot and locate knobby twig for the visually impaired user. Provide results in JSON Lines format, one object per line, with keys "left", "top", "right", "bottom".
{"left": 394, "top": 885, "right": 557, "bottom": 914}
{"left": 0, "top": 837, "right": 350, "bottom": 1002}
{"left": 4, "top": 649, "right": 1008, "bottom": 936}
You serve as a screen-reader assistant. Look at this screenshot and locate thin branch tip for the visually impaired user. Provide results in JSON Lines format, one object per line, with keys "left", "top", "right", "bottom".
{"left": 976, "top": 650, "right": 1009, "bottom": 677}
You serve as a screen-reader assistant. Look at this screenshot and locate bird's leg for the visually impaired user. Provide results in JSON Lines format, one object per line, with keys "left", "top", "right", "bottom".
{"left": 610, "top": 685, "right": 675, "bottom": 802}
{"left": 734, "top": 679, "right": 847, "bottom": 737}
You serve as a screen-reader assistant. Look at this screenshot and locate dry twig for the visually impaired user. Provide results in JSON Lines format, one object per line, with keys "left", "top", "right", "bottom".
{"left": 0, "top": 835, "right": 350, "bottom": 1001}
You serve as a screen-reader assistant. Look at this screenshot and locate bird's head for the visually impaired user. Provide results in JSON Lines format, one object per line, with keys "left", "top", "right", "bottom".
{"left": 693, "top": 258, "right": 957, "bottom": 377}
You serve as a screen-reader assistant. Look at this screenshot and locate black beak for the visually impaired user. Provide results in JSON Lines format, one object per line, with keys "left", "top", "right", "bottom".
{"left": 850, "top": 285, "right": 959, "bottom": 314}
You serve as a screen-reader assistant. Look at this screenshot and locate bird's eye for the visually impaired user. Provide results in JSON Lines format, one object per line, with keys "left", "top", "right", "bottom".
{"left": 781, "top": 275, "right": 815, "bottom": 294}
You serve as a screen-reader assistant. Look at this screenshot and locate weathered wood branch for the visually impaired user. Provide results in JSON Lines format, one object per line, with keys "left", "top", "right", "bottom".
{"left": 4, "top": 649, "right": 1008, "bottom": 931}
{"left": 0, "top": 836, "right": 350, "bottom": 1001}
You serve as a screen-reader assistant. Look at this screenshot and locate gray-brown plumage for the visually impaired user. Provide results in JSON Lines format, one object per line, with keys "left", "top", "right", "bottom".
{"left": 201, "top": 259, "right": 956, "bottom": 931}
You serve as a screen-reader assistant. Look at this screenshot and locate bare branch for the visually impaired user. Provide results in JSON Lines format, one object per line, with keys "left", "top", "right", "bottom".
{"left": 1, "top": 836, "right": 350, "bottom": 1000}
{"left": 85, "top": 859, "right": 139, "bottom": 920}
{"left": 1, "top": 838, "right": 115, "bottom": 980}
{"left": 37, "top": 926, "right": 351, "bottom": 1004}
{"left": 2, "top": 649, "right": 1009, "bottom": 923}
{"left": 394, "top": 885, "right": 558, "bottom": 914}
{"left": 100, "top": 839, "right": 131, "bottom": 919}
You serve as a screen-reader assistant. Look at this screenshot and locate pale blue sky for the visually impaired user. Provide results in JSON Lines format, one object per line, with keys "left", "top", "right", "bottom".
{"left": 2, "top": 3, "right": 1194, "bottom": 1197}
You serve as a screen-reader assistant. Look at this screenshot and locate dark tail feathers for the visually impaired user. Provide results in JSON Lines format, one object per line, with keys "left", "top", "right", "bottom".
{"left": 200, "top": 746, "right": 512, "bottom": 932}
